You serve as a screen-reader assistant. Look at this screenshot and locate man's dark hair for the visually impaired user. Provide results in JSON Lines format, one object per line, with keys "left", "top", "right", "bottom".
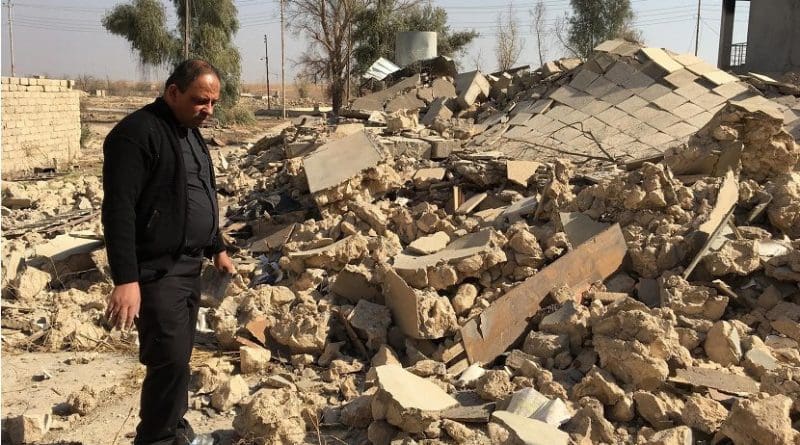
{"left": 164, "top": 59, "right": 221, "bottom": 92}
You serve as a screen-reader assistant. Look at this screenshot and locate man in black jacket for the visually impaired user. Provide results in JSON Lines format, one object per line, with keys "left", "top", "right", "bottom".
{"left": 102, "top": 59, "right": 235, "bottom": 445}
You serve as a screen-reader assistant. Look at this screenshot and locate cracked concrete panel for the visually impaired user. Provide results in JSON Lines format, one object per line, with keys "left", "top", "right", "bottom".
{"left": 640, "top": 47, "right": 683, "bottom": 73}
{"left": 304, "top": 131, "right": 383, "bottom": 193}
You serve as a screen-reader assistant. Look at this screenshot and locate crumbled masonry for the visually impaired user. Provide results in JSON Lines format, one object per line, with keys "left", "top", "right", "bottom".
{"left": 3, "top": 40, "right": 800, "bottom": 444}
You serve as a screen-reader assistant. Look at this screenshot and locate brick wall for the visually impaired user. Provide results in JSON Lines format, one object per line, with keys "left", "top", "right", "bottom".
{"left": 1, "top": 76, "right": 81, "bottom": 176}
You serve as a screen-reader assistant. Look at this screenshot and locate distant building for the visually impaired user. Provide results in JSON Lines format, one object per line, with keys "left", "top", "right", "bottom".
{"left": 718, "top": 0, "right": 800, "bottom": 74}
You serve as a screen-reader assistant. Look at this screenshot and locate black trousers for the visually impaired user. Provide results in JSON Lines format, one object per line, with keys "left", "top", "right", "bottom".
{"left": 134, "top": 255, "right": 203, "bottom": 445}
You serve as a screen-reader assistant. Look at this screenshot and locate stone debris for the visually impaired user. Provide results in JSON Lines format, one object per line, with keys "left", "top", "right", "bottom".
{"left": 4, "top": 40, "right": 800, "bottom": 445}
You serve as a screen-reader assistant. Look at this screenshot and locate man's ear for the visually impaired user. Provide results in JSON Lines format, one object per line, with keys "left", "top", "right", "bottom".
{"left": 165, "top": 84, "right": 179, "bottom": 101}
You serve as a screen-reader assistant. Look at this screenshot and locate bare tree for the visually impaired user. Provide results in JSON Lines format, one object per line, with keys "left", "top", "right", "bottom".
{"left": 288, "top": 0, "right": 421, "bottom": 114}
{"left": 495, "top": 1, "right": 524, "bottom": 71}
{"left": 530, "top": 0, "right": 548, "bottom": 67}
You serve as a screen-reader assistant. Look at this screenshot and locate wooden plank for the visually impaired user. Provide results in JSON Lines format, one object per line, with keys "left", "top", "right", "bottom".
{"left": 460, "top": 224, "right": 627, "bottom": 365}
{"left": 446, "top": 358, "right": 470, "bottom": 376}
{"left": 441, "top": 342, "right": 465, "bottom": 364}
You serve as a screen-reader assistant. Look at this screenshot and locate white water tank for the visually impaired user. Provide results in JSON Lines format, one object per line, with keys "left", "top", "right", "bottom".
{"left": 395, "top": 31, "right": 437, "bottom": 67}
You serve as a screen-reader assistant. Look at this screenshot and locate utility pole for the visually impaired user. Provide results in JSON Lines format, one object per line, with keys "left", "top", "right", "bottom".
{"left": 6, "top": 1, "right": 15, "bottom": 76}
{"left": 694, "top": 0, "right": 701, "bottom": 56}
{"left": 263, "top": 34, "right": 271, "bottom": 109}
{"left": 346, "top": 21, "right": 352, "bottom": 104}
{"left": 184, "top": 0, "right": 190, "bottom": 59}
{"left": 280, "top": 0, "right": 286, "bottom": 119}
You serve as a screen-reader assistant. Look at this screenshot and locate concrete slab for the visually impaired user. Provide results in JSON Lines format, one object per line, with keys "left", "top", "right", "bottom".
{"left": 672, "top": 102, "right": 704, "bottom": 120}
{"left": 375, "top": 364, "right": 459, "bottom": 411}
{"left": 663, "top": 69, "right": 700, "bottom": 89}
{"left": 352, "top": 74, "right": 420, "bottom": 111}
{"left": 525, "top": 114, "right": 555, "bottom": 129}
{"left": 456, "top": 192, "right": 488, "bottom": 215}
{"left": 595, "top": 106, "right": 628, "bottom": 125}
{"left": 663, "top": 122, "right": 699, "bottom": 139}
{"left": 455, "top": 71, "right": 490, "bottom": 108}
{"left": 684, "top": 61, "right": 717, "bottom": 76}
{"left": 652, "top": 92, "right": 688, "bottom": 111}
{"left": 673, "top": 82, "right": 709, "bottom": 100}
{"left": 585, "top": 75, "right": 618, "bottom": 97}
{"left": 594, "top": 39, "right": 626, "bottom": 53}
{"left": 648, "top": 110, "right": 680, "bottom": 131}
{"left": 544, "top": 104, "right": 575, "bottom": 122}
{"left": 569, "top": 69, "right": 600, "bottom": 92}
{"left": 560, "top": 212, "right": 611, "bottom": 246}
{"left": 631, "top": 104, "right": 663, "bottom": 122}
{"left": 421, "top": 97, "right": 454, "bottom": 126}
{"left": 593, "top": 52, "right": 616, "bottom": 72}
{"left": 685, "top": 111, "right": 715, "bottom": 129}
{"left": 616, "top": 95, "right": 649, "bottom": 114}
{"left": 712, "top": 82, "right": 750, "bottom": 99}
{"left": 580, "top": 99, "right": 613, "bottom": 115}
{"left": 304, "top": 130, "right": 383, "bottom": 193}
{"left": 507, "top": 160, "right": 541, "bottom": 187}
{"left": 691, "top": 92, "right": 727, "bottom": 111}
{"left": 431, "top": 77, "right": 457, "bottom": 98}
{"left": 703, "top": 70, "right": 739, "bottom": 86}
{"left": 33, "top": 233, "right": 103, "bottom": 262}
{"left": 602, "top": 86, "right": 635, "bottom": 105}
{"left": 620, "top": 71, "right": 655, "bottom": 93}
{"left": 508, "top": 112, "right": 533, "bottom": 126}
{"left": 393, "top": 230, "right": 495, "bottom": 272}
{"left": 386, "top": 92, "right": 426, "bottom": 113}
{"left": 491, "top": 410, "right": 569, "bottom": 445}
{"left": 561, "top": 108, "right": 590, "bottom": 125}
{"left": 672, "top": 53, "right": 704, "bottom": 67}
{"left": 500, "top": 196, "right": 538, "bottom": 219}
{"left": 604, "top": 62, "right": 639, "bottom": 86}
{"left": 638, "top": 83, "right": 673, "bottom": 102}
{"left": 640, "top": 47, "right": 683, "bottom": 73}
{"left": 647, "top": 131, "right": 679, "bottom": 147}
{"left": 413, "top": 167, "right": 447, "bottom": 182}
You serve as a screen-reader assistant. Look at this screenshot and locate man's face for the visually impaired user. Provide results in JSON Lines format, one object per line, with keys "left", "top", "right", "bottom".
{"left": 165, "top": 73, "right": 221, "bottom": 128}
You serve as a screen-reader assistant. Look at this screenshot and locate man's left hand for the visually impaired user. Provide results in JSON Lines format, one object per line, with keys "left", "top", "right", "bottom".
{"left": 214, "top": 251, "right": 236, "bottom": 274}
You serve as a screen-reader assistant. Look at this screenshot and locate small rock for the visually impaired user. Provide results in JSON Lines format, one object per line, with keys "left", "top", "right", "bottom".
{"left": 349, "top": 300, "right": 392, "bottom": 350}
{"left": 408, "top": 231, "right": 450, "bottom": 255}
{"left": 441, "top": 419, "right": 474, "bottom": 443}
{"left": 240, "top": 346, "right": 271, "bottom": 374}
{"left": 522, "top": 331, "right": 569, "bottom": 359}
{"left": 645, "top": 426, "right": 692, "bottom": 445}
{"left": 7, "top": 412, "right": 52, "bottom": 444}
{"left": 681, "top": 394, "right": 727, "bottom": 435}
{"left": 720, "top": 395, "right": 798, "bottom": 445}
{"left": 66, "top": 385, "right": 98, "bottom": 416}
{"left": 451, "top": 283, "right": 478, "bottom": 315}
{"left": 704, "top": 320, "right": 742, "bottom": 366}
{"left": 211, "top": 375, "right": 249, "bottom": 412}
{"left": 475, "top": 370, "right": 513, "bottom": 401}
{"left": 341, "top": 395, "right": 373, "bottom": 428}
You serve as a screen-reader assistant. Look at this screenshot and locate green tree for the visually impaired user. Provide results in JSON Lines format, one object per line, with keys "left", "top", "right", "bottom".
{"left": 102, "top": 0, "right": 242, "bottom": 106}
{"left": 566, "top": 0, "right": 636, "bottom": 60}
{"left": 352, "top": 1, "right": 479, "bottom": 75}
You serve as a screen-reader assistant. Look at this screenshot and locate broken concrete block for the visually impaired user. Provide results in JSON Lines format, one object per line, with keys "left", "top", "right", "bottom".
{"left": 303, "top": 130, "right": 383, "bottom": 194}
{"left": 7, "top": 412, "right": 52, "bottom": 444}
{"left": 240, "top": 346, "right": 271, "bottom": 374}
{"left": 475, "top": 369, "right": 513, "bottom": 401}
{"left": 340, "top": 394, "right": 373, "bottom": 428}
{"left": 371, "top": 365, "right": 459, "bottom": 434}
{"left": 703, "top": 239, "right": 761, "bottom": 276}
{"left": 385, "top": 92, "right": 426, "bottom": 114}
{"left": 330, "top": 264, "right": 381, "bottom": 304}
{"left": 422, "top": 97, "right": 454, "bottom": 127}
{"left": 539, "top": 300, "right": 590, "bottom": 350}
{"left": 704, "top": 320, "right": 742, "bottom": 367}
{"left": 506, "top": 387, "right": 549, "bottom": 417}
{"left": 211, "top": 375, "right": 249, "bottom": 412}
{"left": 645, "top": 426, "right": 692, "bottom": 445}
{"left": 269, "top": 299, "right": 330, "bottom": 353}
{"left": 541, "top": 61, "right": 562, "bottom": 77}
{"left": 451, "top": 283, "right": 478, "bottom": 315}
{"left": 455, "top": 70, "right": 490, "bottom": 109}
{"left": 383, "top": 269, "right": 458, "bottom": 339}
{"left": 491, "top": 410, "right": 569, "bottom": 445}
{"left": 441, "top": 419, "right": 475, "bottom": 443}
{"left": 13, "top": 266, "right": 51, "bottom": 301}
{"left": 593, "top": 336, "right": 669, "bottom": 391}
{"left": 408, "top": 231, "right": 450, "bottom": 255}
{"left": 571, "top": 366, "right": 625, "bottom": 406}
{"left": 720, "top": 395, "right": 799, "bottom": 445}
{"left": 533, "top": 398, "right": 572, "bottom": 426}
{"left": 386, "top": 109, "right": 420, "bottom": 133}
{"left": 423, "top": 136, "right": 460, "bottom": 159}
{"left": 743, "top": 338, "right": 780, "bottom": 378}
{"left": 681, "top": 394, "right": 727, "bottom": 435}
{"left": 380, "top": 135, "right": 432, "bottom": 158}
{"left": 349, "top": 299, "right": 392, "bottom": 350}
{"left": 632, "top": 391, "right": 683, "bottom": 429}
{"left": 522, "top": 331, "right": 569, "bottom": 359}
{"left": 233, "top": 388, "right": 306, "bottom": 445}
{"left": 351, "top": 74, "right": 420, "bottom": 111}
{"left": 367, "top": 420, "right": 396, "bottom": 445}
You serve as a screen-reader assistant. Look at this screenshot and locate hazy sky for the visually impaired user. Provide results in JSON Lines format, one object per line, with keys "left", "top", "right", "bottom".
{"left": 0, "top": 0, "right": 751, "bottom": 84}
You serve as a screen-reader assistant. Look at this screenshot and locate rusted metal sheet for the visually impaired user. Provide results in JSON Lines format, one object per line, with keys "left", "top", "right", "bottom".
{"left": 460, "top": 223, "right": 628, "bottom": 365}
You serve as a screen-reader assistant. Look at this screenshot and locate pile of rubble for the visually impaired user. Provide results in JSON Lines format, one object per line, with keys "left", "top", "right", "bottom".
{"left": 3, "top": 40, "right": 800, "bottom": 444}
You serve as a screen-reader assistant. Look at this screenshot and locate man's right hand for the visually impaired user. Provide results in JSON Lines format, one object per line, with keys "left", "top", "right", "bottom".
{"left": 106, "top": 282, "right": 141, "bottom": 330}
